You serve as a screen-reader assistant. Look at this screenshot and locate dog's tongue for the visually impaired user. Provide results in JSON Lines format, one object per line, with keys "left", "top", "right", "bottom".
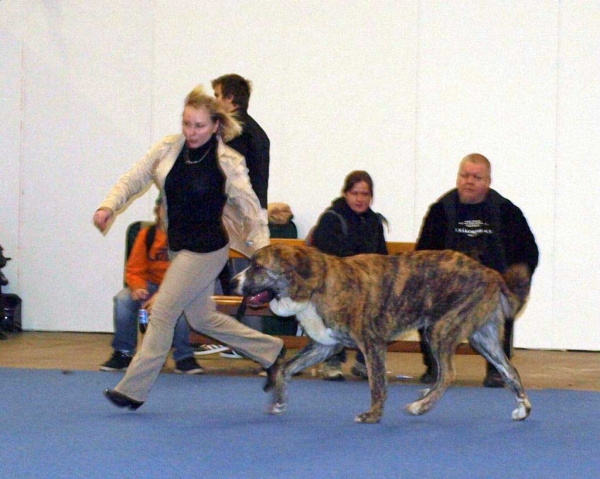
{"left": 247, "top": 290, "right": 272, "bottom": 308}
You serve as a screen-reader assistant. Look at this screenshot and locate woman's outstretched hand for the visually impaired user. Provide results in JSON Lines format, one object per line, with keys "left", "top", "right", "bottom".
{"left": 93, "top": 207, "right": 114, "bottom": 232}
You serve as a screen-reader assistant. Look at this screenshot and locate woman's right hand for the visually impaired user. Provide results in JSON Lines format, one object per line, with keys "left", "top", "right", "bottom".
{"left": 93, "top": 207, "right": 113, "bottom": 232}
{"left": 131, "top": 288, "right": 150, "bottom": 301}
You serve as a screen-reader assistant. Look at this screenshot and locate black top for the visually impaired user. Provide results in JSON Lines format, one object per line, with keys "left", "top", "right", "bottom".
{"left": 416, "top": 188, "right": 539, "bottom": 275}
{"left": 227, "top": 109, "right": 270, "bottom": 209}
{"left": 312, "top": 197, "right": 388, "bottom": 257}
{"left": 164, "top": 135, "right": 228, "bottom": 253}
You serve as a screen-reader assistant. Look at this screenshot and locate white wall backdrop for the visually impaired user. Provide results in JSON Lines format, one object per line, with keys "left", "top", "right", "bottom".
{"left": 1, "top": 0, "right": 599, "bottom": 351}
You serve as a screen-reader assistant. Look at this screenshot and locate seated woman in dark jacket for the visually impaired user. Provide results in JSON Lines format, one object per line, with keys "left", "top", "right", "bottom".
{"left": 311, "top": 170, "right": 388, "bottom": 380}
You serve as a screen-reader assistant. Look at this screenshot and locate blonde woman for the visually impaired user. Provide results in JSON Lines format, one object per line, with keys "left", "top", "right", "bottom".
{"left": 93, "top": 85, "right": 285, "bottom": 410}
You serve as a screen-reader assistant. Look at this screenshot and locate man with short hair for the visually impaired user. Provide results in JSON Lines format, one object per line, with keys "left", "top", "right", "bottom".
{"left": 212, "top": 74, "right": 270, "bottom": 209}
{"left": 416, "top": 153, "right": 539, "bottom": 387}
{"left": 212, "top": 74, "right": 271, "bottom": 361}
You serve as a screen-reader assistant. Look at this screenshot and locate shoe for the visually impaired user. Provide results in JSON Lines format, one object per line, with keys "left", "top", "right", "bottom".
{"left": 104, "top": 389, "right": 144, "bottom": 410}
{"left": 100, "top": 351, "right": 132, "bottom": 372}
{"left": 174, "top": 357, "right": 205, "bottom": 375}
{"left": 263, "top": 345, "right": 286, "bottom": 392}
{"left": 322, "top": 360, "right": 344, "bottom": 381}
{"left": 220, "top": 349, "right": 244, "bottom": 359}
{"left": 193, "top": 344, "right": 230, "bottom": 356}
{"left": 350, "top": 360, "right": 368, "bottom": 379}
{"left": 483, "top": 369, "right": 504, "bottom": 388}
{"left": 419, "top": 365, "right": 438, "bottom": 384}
{"left": 259, "top": 367, "right": 301, "bottom": 377}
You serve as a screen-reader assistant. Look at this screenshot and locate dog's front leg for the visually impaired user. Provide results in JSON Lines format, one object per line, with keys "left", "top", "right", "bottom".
{"left": 355, "top": 343, "right": 388, "bottom": 424}
{"left": 267, "top": 342, "right": 339, "bottom": 415}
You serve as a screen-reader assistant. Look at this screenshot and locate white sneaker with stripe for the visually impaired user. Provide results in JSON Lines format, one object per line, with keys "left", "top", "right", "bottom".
{"left": 193, "top": 344, "right": 230, "bottom": 356}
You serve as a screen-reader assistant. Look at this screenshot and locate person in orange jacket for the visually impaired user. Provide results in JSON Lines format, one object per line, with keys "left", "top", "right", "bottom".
{"left": 100, "top": 195, "right": 203, "bottom": 374}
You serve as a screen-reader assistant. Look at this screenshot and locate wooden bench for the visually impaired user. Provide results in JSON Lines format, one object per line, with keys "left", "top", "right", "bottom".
{"left": 191, "top": 238, "right": 476, "bottom": 354}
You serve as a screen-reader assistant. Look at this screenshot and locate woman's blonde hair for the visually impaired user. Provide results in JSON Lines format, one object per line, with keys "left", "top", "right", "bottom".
{"left": 184, "top": 85, "right": 242, "bottom": 142}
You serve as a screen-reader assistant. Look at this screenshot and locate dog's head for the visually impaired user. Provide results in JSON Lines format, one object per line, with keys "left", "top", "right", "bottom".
{"left": 232, "top": 244, "right": 322, "bottom": 306}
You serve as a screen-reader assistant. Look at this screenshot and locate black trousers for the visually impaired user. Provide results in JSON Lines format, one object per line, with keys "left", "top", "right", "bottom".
{"left": 0, "top": 287, "right": 7, "bottom": 339}
{"left": 325, "top": 348, "right": 365, "bottom": 366}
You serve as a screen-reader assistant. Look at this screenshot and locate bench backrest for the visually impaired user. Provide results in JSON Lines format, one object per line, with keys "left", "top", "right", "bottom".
{"left": 125, "top": 220, "right": 415, "bottom": 265}
{"left": 229, "top": 238, "right": 415, "bottom": 259}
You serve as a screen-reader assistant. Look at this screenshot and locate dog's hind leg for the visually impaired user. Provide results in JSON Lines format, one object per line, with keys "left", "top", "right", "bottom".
{"left": 405, "top": 337, "right": 455, "bottom": 416}
{"left": 355, "top": 342, "right": 388, "bottom": 424}
{"left": 268, "top": 342, "right": 340, "bottom": 415}
{"left": 469, "top": 321, "right": 532, "bottom": 421}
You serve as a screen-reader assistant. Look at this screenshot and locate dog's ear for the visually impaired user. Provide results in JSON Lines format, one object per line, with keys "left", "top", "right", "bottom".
{"left": 273, "top": 245, "right": 311, "bottom": 278}
{"left": 276, "top": 246, "right": 321, "bottom": 302}
{"left": 289, "top": 247, "right": 314, "bottom": 279}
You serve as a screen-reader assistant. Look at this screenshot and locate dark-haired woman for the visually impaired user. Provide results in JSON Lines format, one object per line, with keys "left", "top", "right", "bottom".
{"left": 311, "top": 170, "right": 388, "bottom": 380}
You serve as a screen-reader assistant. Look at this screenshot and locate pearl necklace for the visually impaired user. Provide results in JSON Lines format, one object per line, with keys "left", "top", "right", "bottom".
{"left": 184, "top": 144, "right": 213, "bottom": 165}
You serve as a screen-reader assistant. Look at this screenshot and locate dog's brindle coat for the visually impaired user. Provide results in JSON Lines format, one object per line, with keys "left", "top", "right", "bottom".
{"left": 233, "top": 244, "right": 532, "bottom": 424}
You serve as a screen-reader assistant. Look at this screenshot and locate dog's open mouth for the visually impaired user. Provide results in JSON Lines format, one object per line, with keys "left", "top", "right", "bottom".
{"left": 247, "top": 290, "right": 275, "bottom": 308}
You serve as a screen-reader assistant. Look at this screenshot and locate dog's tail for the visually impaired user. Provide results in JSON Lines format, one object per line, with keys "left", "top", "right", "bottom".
{"left": 500, "top": 263, "right": 531, "bottom": 319}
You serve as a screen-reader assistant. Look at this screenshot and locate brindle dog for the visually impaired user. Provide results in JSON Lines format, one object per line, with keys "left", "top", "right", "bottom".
{"left": 233, "top": 244, "right": 532, "bottom": 424}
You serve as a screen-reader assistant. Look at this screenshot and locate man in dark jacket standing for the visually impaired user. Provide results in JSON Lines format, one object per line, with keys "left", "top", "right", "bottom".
{"left": 416, "top": 153, "right": 539, "bottom": 388}
{"left": 212, "top": 74, "right": 270, "bottom": 209}
{"left": 212, "top": 74, "right": 271, "bottom": 360}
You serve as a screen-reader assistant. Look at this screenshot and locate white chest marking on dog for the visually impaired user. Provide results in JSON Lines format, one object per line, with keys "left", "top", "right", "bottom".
{"left": 271, "top": 298, "right": 337, "bottom": 346}
{"left": 270, "top": 297, "right": 308, "bottom": 317}
{"left": 298, "top": 303, "right": 338, "bottom": 345}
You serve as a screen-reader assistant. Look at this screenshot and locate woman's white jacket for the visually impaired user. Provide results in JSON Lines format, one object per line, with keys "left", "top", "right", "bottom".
{"left": 98, "top": 134, "right": 269, "bottom": 258}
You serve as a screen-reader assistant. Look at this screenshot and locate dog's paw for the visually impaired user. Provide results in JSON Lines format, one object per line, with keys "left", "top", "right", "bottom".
{"left": 512, "top": 397, "right": 531, "bottom": 421}
{"left": 354, "top": 411, "right": 382, "bottom": 424}
{"left": 405, "top": 401, "right": 427, "bottom": 416}
{"left": 267, "top": 402, "right": 287, "bottom": 415}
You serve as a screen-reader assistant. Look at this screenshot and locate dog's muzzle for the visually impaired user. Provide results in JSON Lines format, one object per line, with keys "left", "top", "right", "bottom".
{"left": 231, "top": 269, "right": 275, "bottom": 307}
{"left": 247, "top": 290, "right": 275, "bottom": 307}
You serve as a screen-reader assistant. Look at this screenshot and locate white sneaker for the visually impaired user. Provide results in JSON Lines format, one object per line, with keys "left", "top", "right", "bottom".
{"left": 220, "top": 349, "right": 244, "bottom": 359}
{"left": 194, "top": 344, "right": 230, "bottom": 356}
{"left": 321, "top": 361, "right": 344, "bottom": 381}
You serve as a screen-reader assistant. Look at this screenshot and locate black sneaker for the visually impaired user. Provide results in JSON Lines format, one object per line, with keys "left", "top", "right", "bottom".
{"left": 419, "top": 364, "right": 438, "bottom": 384}
{"left": 174, "top": 356, "right": 205, "bottom": 375}
{"left": 100, "top": 351, "right": 132, "bottom": 371}
{"left": 350, "top": 360, "right": 368, "bottom": 379}
{"left": 483, "top": 369, "right": 504, "bottom": 388}
{"left": 104, "top": 389, "right": 144, "bottom": 410}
